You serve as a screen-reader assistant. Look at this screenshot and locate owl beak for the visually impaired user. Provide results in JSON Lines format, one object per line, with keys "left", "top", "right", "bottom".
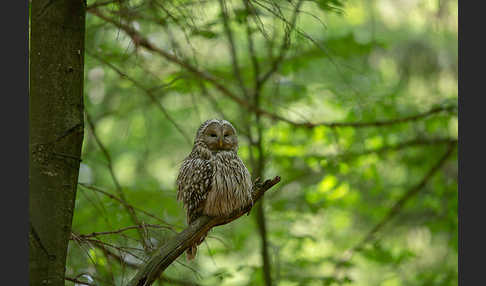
{"left": 219, "top": 139, "right": 223, "bottom": 148}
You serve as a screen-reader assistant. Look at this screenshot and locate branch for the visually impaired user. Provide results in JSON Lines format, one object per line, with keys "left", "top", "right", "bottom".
{"left": 86, "top": 7, "right": 295, "bottom": 125}
{"left": 219, "top": 0, "right": 249, "bottom": 98}
{"left": 75, "top": 224, "right": 172, "bottom": 239}
{"left": 86, "top": 51, "right": 192, "bottom": 145}
{"left": 338, "top": 138, "right": 458, "bottom": 158}
{"left": 86, "top": 114, "right": 152, "bottom": 251}
{"left": 289, "top": 137, "right": 458, "bottom": 162}
{"left": 87, "top": 8, "right": 456, "bottom": 130}
{"left": 257, "top": 0, "right": 304, "bottom": 90}
{"left": 87, "top": 8, "right": 248, "bottom": 109}
{"left": 334, "top": 141, "right": 456, "bottom": 269}
{"left": 127, "top": 176, "right": 281, "bottom": 286}
{"left": 314, "top": 105, "right": 457, "bottom": 128}
{"left": 256, "top": 105, "right": 456, "bottom": 129}
{"left": 72, "top": 238, "right": 202, "bottom": 286}
{"left": 78, "top": 183, "right": 178, "bottom": 230}
{"left": 243, "top": 0, "right": 261, "bottom": 91}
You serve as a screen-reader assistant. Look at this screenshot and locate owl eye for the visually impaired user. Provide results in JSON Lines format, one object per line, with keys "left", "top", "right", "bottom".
{"left": 209, "top": 133, "right": 217, "bottom": 137}
{"left": 224, "top": 134, "right": 229, "bottom": 137}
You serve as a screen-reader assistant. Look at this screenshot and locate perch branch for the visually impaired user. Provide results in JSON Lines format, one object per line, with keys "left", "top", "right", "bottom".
{"left": 127, "top": 176, "right": 281, "bottom": 286}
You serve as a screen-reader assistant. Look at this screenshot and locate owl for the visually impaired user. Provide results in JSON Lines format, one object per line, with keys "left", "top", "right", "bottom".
{"left": 176, "top": 119, "right": 253, "bottom": 260}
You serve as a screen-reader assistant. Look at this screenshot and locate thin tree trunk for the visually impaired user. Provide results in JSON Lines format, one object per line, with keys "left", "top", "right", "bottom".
{"left": 253, "top": 142, "right": 272, "bottom": 286}
{"left": 255, "top": 198, "right": 272, "bottom": 286}
{"left": 252, "top": 92, "right": 273, "bottom": 286}
{"left": 29, "top": 1, "right": 86, "bottom": 285}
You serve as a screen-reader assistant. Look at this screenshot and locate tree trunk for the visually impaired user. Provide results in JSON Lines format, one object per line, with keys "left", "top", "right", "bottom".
{"left": 29, "top": 1, "right": 86, "bottom": 285}
{"left": 252, "top": 115, "right": 273, "bottom": 286}
{"left": 256, "top": 199, "right": 272, "bottom": 286}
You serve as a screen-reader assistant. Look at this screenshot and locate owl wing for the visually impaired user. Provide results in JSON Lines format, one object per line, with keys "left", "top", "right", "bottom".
{"left": 176, "top": 158, "right": 213, "bottom": 224}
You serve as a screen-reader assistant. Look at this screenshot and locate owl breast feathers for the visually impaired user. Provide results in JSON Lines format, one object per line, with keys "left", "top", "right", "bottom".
{"left": 176, "top": 119, "right": 253, "bottom": 225}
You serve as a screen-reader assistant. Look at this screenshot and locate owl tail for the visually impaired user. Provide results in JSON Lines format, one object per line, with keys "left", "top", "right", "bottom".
{"left": 186, "top": 231, "right": 208, "bottom": 260}
{"left": 186, "top": 245, "right": 197, "bottom": 260}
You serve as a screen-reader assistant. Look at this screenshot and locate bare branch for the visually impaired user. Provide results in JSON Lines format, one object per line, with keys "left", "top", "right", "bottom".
{"left": 87, "top": 242, "right": 202, "bottom": 286}
{"left": 288, "top": 137, "right": 458, "bottom": 162}
{"left": 86, "top": 51, "right": 192, "bottom": 145}
{"left": 75, "top": 236, "right": 146, "bottom": 261}
{"left": 88, "top": 7, "right": 248, "bottom": 109}
{"left": 253, "top": 104, "right": 456, "bottom": 129}
{"left": 334, "top": 141, "right": 456, "bottom": 270}
{"left": 86, "top": 114, "right": 152, "bottom": 251}
{"left": 87, "top": 7, "right": 456, "bottom": 134}
{"left": 127, "top": 176, "right": 281, "bottom": 286}
{"left": 242, "top": 0, "right": 261, "bottom": 91}
{"left": 309, "top": 105, "right": 457, "bottom": 128}
{"left": 257, "top": 0, "right": 304, "bottom": 90}
{"left": 78, "top": 183, "right": 178, "bottom": 230}
{"left": 75, "top": 224, "right": 173, "bottom": 239}
{"left": 219, "top": 0, "right": 249, "bottom": 97}
{"left": 340, "top": 137, "right": 458, "bottom": 158}
{"left": 86, "top": 7, "right": 287, "bottom": 125}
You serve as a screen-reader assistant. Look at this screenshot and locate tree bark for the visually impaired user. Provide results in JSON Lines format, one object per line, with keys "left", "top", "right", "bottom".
{"left": 29, "top": 1, "right": 86, "bottom": 285}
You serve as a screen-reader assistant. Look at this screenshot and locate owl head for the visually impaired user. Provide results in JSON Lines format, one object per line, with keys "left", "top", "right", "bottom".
{"left": 195, "top": 119, "right": 238, "bottom": 152}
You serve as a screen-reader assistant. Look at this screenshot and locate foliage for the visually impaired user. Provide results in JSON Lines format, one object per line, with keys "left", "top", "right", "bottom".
{"left": 67, "top": 0, "right": 457, "bottom": 285}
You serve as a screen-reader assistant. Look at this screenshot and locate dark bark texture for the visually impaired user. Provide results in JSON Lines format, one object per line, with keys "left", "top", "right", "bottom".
{"left": 29, "top": 1, "right": 86, "bottom": 285}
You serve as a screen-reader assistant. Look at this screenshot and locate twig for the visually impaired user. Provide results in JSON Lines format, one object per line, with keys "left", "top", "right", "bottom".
{"left": 76, "top": 236, "right": 146, "bottom": 261}
{"left": 76, "top": 224, "right": 172, "bottom": 239}
{"left": 86, "top": 113, "right": 151, "bottom": 251}
{"left": 127, "top": 176, "right": 281, "bottom": 286}
{"left": 88, "top": 242, "right": 202, "bottom": 286}
{"left": 243, "top": 0, "right": 261, "bottom": 92}
{"left": 289, "top": 137, "right": 459, "bottom": 162}
{"left": 88, "top": 8, "right": 456, "bottom": 130}
{"left": 338, "top": 138, "right": 458, "bottom": 158}
{"left": 219, "top": 0, "right": 249, "bottom": 98}
{"left": 88, "top": 8, "right": 247, "bottom": 107}
{"left": 257, "top": 0, "right": 304, "bottom": 90}
{"left": 252, "top": 104, "right": 456, "bottom": 129}
{"left": 78, "top": 183, "right": 178, "bottom": 231}
{"left": 334, "top": 141, "right": 456, "bottom": 270}
{"left": 86, "top": 51, "right": 192, "bottom": 145}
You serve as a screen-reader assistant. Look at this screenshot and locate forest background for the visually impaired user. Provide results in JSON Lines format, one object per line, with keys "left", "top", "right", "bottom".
{"left": 29, "top": 0, "right": 458, "bottom": 285}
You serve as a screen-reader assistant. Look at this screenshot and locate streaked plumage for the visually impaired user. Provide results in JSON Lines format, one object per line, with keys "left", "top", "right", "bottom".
{"left": 176, "top": 119, "right": 252, "bottom": 260}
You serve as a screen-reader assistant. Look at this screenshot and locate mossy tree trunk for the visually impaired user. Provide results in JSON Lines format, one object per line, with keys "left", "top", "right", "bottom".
{"left": 29, "top": 1, "right": 86, "bottom": 285}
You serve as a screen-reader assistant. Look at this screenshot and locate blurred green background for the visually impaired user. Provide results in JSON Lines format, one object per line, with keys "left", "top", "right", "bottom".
{"left": 68, "top": 0, "right": 458, "bottom": 285}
